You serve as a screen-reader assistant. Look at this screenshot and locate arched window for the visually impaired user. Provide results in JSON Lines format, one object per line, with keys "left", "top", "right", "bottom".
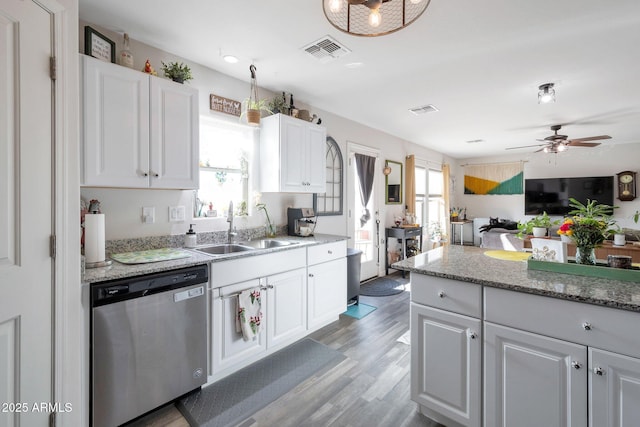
{"left": 313, "top": 136, "right": 343, "bottom": 216}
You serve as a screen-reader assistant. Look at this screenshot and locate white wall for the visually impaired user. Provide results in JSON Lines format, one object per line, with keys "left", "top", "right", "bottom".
{"left": 452, "top": 143, "right": 640, "bottom": 229}
{"left": 79, "top": 22, "right": 449, "bottom": 241}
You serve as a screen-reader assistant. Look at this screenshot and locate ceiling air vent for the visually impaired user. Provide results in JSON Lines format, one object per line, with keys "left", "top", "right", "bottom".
{"left": 409, "top": 104, "right": 439, "bottom": 115}
{"left": 303, "top": 35, "right": 351, "bottom": 63}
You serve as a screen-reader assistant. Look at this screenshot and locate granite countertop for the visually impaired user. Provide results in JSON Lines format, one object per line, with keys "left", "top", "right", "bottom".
{"left": 392, "top": 245, "right": 640, "bottom": 312}
{"left": 83, "top": 233, "right": 348, "bottom": 285}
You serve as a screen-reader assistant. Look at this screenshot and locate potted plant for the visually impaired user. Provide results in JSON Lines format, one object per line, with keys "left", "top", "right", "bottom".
{"left": 160, "top": 61, "right": 193, "bottom": 83}
{"left": 517, "top": 211, "right": 559, "bottom": 238}
{"left": 566, "top": 198, "right": 617, "bottom": 264}
{"left": 241, "top": 98, "right": 272, "bottom": 126}
{"left": 268, "top": 93, "right": 288, "bottom": 115}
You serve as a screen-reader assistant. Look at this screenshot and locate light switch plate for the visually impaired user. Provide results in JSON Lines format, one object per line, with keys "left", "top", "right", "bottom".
{"left": 169, "top": 205, "right": 185, "bottom": 222}
{"left": 142, "top": 207, "right": 155, "bottom": 224}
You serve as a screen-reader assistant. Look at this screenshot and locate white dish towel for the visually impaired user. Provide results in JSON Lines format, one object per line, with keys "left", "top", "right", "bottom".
{"left": 236, "top": 287, "right": 263, "bottom": 341}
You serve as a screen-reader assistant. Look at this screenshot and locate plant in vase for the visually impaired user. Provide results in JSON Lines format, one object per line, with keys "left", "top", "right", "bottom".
{"left": 160, "top": 61, "right": 193, "bottom": 83}
{"left": 256, "top": 202, "right": 276, "bottom": 237}
{"left": 516, "top": 211, "right": 559, "bottom": 239}
{"left": 556, "top": 218, "right": 574, "bottom": 243}
{"left": 566, "top": 198, "right": 617, "bottom": 265}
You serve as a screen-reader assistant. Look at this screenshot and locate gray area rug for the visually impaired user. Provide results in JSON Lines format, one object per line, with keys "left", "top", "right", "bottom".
{"left": 359, "top": 276, "right": 407, "bottom": 296}
{"left": 177, "top": 338, "right": 345, "bottom": 427}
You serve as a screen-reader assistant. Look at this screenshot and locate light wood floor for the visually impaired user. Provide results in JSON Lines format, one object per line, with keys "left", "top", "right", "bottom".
{"left": 128, "top": 276, "right": 442, "bottom": 427}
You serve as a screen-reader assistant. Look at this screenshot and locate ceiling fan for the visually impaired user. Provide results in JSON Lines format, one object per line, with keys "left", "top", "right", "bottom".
{"left": 506, "top": 125, "right": 611, "bottom": 153}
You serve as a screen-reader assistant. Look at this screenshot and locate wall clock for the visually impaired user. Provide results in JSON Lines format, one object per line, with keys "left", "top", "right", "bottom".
{"left": 616, "top": 171, "right": 636, "bottom": 201}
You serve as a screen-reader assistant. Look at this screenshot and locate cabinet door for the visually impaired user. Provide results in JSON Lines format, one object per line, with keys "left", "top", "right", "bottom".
{"left": 82, "top": 55, "right": 149, "bottom": 187}
{"left": 590, "top": 348, "right": 640, "bottom": 427}
{"left": 308, "top": 257, "right": 347, "bottom": 329}
{"left": 211, "top": 279, "right": 266, "bottom": 375}
{"left": 411, "top": 303, "right": 481, "bottom": 427}
{"left": 149, "top": 77, "right": 199, "bottom": 189}
{"left": 266, "top": 268, "right": 307, "bottom": 349}
{"left": 484, "top": 322, "right": 588, "bottom": 427}
{"left": 305, "top": 124, "right": 327, "bottom": 193}
{"left": 280, "top": 116, "right": 307, "bottom": 192}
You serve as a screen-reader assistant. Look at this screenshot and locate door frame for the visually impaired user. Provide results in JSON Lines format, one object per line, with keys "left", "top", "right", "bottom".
{"left": 46, "top": 0, "right": 83, "bottom": 425}
{"left": 346, "top": 141, "right": 382, "bottom": 280}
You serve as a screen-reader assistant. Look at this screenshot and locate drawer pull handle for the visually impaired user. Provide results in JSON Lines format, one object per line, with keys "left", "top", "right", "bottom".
{"left": 582, "top": 322, "right": 592, "bottom": 331}
{"left": 571, "top": 361, "right": 582, "bottom": 370}
{"left": 309, "top": 273, "right": 314, "bottom": 278}
{"left": 267, "top": 284, "right": 274, "bottom": 289}
{"left": 260, "top": 286, "right": 268, "bottom": 291}
{"left": 328, "top": 250, "right": 333, "bottom": 254}
{"left": 468, "top": 331, "right": 478, "bottom": 340}
{"left": 438, "top": 291, "right": 445, "bottom": 298}
{"left": 593, "top": 367, "right": 605, "bottom": 376}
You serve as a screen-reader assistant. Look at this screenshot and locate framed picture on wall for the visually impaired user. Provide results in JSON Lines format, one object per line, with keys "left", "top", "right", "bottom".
{"left": 84, "top": 26, "right": 115, "bottom": 63}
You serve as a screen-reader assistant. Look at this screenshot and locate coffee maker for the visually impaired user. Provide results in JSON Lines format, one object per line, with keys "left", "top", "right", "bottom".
{"left": 287, "top": 208, "right": 316, "bottom": 236}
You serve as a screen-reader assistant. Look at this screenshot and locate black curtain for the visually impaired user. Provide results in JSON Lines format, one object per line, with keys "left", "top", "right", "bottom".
{"left": 354, "top": 153, "right": 376, "bottom": 227}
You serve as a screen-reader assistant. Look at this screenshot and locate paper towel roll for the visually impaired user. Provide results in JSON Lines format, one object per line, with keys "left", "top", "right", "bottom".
{"left": 84, "top": 213, "right": 105, "bottom": 264}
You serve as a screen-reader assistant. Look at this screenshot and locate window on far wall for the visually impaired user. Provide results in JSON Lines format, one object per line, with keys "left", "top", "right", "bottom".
{"left": 415, "top": 166, "right": 445, "bottom": 238}
{"left": 194, "top": 117, "right": 255, "bottom": 218}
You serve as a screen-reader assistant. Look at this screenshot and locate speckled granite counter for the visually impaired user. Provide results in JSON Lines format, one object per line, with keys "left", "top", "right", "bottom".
{"left": 83, "top": 234, "right": 348, "bottom": 284}
{"left": 392, "top": 245, "right": 640, "bottom": 312}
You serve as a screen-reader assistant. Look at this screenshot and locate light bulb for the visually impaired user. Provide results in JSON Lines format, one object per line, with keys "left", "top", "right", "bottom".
{"left": 328, "top": 0, "right": 341, "bottom": 13}
{"left": 557, "top": 144, "right": 567, "bottom": 152}
{"left": 368, "top": 9, "right": 381, "bottom": 27}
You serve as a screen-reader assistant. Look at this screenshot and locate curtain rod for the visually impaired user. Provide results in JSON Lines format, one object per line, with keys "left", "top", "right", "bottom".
{"left": 460, "top": 160, "right": 528, "bottom": 167}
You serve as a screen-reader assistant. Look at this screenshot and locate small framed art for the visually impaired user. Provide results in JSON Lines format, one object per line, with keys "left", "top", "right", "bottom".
{"left": 84, "top": 26, "right": 115, "bottom": 63}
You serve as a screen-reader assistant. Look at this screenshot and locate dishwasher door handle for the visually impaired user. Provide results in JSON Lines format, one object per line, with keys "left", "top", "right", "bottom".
{"left": 174, "top": 285, "right": 205, "bottom": 302}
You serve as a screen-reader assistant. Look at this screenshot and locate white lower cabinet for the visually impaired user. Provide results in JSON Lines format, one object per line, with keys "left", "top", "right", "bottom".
{"left": 411, "top": 303, "right": 481, "bottom": 427}
{"left": 484, "top": 322, "right": 588, "bottom": 427}
{"left": 307, "top": 240, "right": 347, "bottom": 330}
{"left": 265, "top": 268, "right": 307, "bottom": 349}
{"left": 589, "top": 348, "right": 640, "bottom": 427}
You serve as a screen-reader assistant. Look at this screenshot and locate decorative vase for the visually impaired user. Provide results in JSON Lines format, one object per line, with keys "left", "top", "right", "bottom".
{"left": 247, "top": 109, "right": 261, "bottom": 126}
{"left": 575, "top": 246, "right": 596, "bottom": 265}
{"left": 613, "top": 233, "right": 626, "bottom": 246}
{"left": 532, "top": 227, "right": 547, "bottom": 238}
{"left": 265, "top": 223, "right": 276, "bottom": 238}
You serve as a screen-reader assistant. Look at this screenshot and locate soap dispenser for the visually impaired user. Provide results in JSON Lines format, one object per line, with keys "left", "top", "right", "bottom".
{"left": 185, "top": 224, "right": 197, "bottom": 248}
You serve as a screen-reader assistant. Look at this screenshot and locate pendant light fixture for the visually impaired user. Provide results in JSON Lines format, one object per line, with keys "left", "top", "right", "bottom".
{"left": 323, "top": 0, "right": 431, "bottom": 37}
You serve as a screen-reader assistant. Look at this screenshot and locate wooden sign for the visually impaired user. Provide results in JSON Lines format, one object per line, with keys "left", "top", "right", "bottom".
{"left": 210, "top": 94, "right": 241, "bottom": 117}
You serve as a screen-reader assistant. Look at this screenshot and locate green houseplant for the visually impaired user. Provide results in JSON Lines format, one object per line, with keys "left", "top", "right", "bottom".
{"left": 566, "top": 198, "right": 618, "bottom": 264}
{"left": 516, "top": 211, "right": 559, "bottom": 238}
{"left": 160, "top": 61, "right": 193, "bottom": 83}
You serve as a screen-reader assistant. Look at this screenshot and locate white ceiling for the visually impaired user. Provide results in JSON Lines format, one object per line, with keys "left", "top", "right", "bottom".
{"left": 79, "top": 0, "right": 640, "bottom": 159}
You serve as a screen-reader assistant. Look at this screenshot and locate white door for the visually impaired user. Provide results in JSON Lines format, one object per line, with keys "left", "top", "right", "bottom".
{"left": 347, "top": 145, "right": 379, "bottom": 281}
{"left": 484, "top": 322, "right": 588, "bottom": 427}
{"left": 411, "top": 303, "right": 481, "bottom": 427}
{"left": 0, "top": 1, "right": 54, "bottom": 425}
{"left": 307, "top": 258, "right": 347, "bottom": 329}
{"left": 590, "top": 347, "right": 640, "bottom": 427}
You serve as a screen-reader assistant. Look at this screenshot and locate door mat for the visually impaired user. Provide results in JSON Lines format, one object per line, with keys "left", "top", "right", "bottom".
{"left": 176, "top": 338, "right": 345, "bottom": 427}
{"left": 359, "top": 276, "right": 406, "bottom": 296}
{"left": 342, "top": 302, "right": 377, "bottom": 319}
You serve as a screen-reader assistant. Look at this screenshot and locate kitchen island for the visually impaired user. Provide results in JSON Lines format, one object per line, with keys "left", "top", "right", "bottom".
{"left": 393, "top": 245, "right": 640, "bottom": 427}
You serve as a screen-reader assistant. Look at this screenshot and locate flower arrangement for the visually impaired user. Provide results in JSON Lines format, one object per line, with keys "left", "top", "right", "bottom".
{"left": 565, "top": 198, "right": 617, "bottom": 264}
{"left": 450, "top": 207, "right": 465, "bottom": 220}
{"left": 557, "top": 218, "right": 574, "bottom": 237}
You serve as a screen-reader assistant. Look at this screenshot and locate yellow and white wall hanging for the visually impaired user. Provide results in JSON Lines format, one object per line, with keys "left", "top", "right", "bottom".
{"left": 464, "top": 162, "right": 524, "bottom": 195}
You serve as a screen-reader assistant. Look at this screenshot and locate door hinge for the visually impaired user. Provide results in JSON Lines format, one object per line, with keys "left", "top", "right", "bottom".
{"left": 49, "top": 411, "right": 56, "bottom": 427}
{"left": 49, "top": 56, "right": 57, "bottom": 81}
{"left": 50, "top": 234, "right": 56, "bottom": 259}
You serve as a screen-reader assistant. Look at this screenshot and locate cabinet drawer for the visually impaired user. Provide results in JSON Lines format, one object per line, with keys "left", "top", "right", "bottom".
{"left": 307, "top": 240, "right": 347, "bottom": 265}
{"left": 411, "top": 274, "right": 482, "bottom": 318}
{"left": 485, "top": 287, "right": 640, "bottom": 359}
{"left": 210, "top": 248, "right": 306, "bottom": 287}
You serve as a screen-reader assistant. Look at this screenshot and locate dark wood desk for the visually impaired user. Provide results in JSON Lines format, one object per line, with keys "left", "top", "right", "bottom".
{"left": 386, "top": 226, "right": 423, "bottom": 276}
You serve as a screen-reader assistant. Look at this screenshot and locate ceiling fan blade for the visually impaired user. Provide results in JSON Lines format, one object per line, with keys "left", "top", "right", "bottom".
{"left": 569, "top": 135, "right": 611, "bottom": 142}
{"left": 505, "top": 143, "right": 546, "bottom": 150}
{"left": 566, "top": 141, "right": 601, "bottom": 148}
{"left": 534, "top": 147, "right": 546, "bottom": 153}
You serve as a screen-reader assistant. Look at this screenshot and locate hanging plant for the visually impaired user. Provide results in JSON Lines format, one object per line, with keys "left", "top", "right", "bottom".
{"left": 242, "top": 64, "right": 271, "bottom": 126}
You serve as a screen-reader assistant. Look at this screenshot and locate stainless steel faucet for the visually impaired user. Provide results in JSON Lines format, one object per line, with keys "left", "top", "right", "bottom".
{"left": 227, "top": 201, "right": 237, "bottom": 243}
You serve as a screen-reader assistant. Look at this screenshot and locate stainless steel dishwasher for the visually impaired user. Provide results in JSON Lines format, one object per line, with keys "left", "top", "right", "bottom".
{"left": 90, "top": 265, "right": 208, "bottom": 427}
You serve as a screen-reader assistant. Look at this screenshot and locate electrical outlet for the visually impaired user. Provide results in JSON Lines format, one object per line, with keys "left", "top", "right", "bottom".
{"left": 169, "top": 205, "right": 185, "bottom": 222}
{"left": 142, "top": 207, "right": 155, "bottom": 224}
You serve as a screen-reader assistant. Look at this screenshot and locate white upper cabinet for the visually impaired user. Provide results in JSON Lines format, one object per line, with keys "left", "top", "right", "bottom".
{"left": 81, "top": 55, "right": 199, "bottom": 189}
{"left": 259, "top": 113, "right": 326, "bottom": 193}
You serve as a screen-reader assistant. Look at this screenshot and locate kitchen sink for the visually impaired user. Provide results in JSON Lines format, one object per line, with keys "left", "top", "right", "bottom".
{"left": 194, "top": 244, "right": 255, "bottom": 255}
{"left": 247, "top": 239, "right": 299, "bottom": 249}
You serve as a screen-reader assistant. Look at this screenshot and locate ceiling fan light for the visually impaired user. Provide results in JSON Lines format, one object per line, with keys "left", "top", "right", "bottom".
{"left": 557, "top": 144, "right": 567, "bottom": 152}
{"left": 368, "top": 8, "right": 381, "bottom": 27}
{"left": 538, "top": 83, "right": 556, "bottom": 104}
{"left": 543, "top": 146, "right": 550, "bottom": 153}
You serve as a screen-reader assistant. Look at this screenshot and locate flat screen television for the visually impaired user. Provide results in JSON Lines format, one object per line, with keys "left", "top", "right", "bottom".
{"left": 524, "top": 176, "right": 614, "bottom": 215}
